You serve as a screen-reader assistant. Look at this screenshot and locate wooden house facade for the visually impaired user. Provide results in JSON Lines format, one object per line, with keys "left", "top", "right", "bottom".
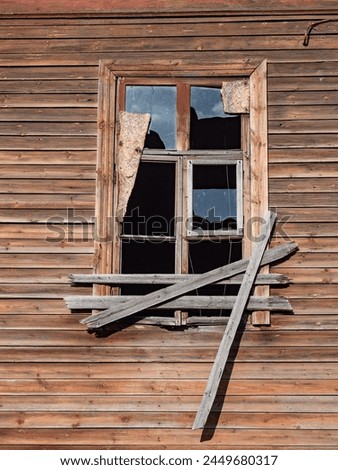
{"left": 1, "top": 0, "right": 338, "bottom": 449}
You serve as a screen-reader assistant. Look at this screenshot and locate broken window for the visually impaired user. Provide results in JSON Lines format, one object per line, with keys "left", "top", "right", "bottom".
{"left": 115, "top": 79, "right": 245, "bottom": 317}
{"left": 187, "top": 160, "right": 243, "bottom": 236}
{"left": 122, "top": 161, "right": 176, "bottom": 237}
{"left": 125, "top": 85, "right": 177, "bottom": 149}
{"left": 190, "top": 86, "right": 241, "bottom": 149}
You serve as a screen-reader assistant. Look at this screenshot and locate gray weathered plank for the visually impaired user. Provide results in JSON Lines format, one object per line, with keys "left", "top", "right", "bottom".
{"left": 81, "top": 238, "right": 296, "bottom": 329}
{"left": 65, "top": 295, "right": 292, "bottom": 311}
{"left": 69, "top": 273, "right": 289, "bottom": 286}
{"left": 192, "top": 210, "right": 276, "bottom": 430}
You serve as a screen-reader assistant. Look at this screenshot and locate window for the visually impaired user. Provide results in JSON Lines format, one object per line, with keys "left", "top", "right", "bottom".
{"left": 95, "top": 60, "right": 269, "bottom": 323}
{"left": 116, "top": 79, "right": 244, "bottom": 311}
{"left": 187, "top": 160, "right": 243, "bottom": 237}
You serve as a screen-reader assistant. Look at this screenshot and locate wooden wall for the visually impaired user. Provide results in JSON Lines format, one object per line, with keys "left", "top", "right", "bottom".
{"left": 1, "top": 9, "right": 338, "bottom": 449}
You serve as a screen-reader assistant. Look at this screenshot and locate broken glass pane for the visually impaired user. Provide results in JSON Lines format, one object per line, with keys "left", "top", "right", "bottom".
{"left": 192, "top": 164, "right": 237, "bottom": 232}
{"left": 126, "top": 85, "right": 176, "bottom": 150}
{"left": 122, "top": 162, "right": 176, "bottom": 237}
{"left": 190, "top": 86, "right": 241, "bottom": 149}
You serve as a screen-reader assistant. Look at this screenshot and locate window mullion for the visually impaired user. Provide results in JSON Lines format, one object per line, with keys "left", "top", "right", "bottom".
{"left": 176, "top": 83, "right": 190, "bottom": 152}
{"left": 176, "top": 83, "right": 190, "bottom": 277}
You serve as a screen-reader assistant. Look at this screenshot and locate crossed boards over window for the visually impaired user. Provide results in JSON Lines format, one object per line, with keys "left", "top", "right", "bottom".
{"left": 66, "top": 211, "right": 297, "bottom": 430}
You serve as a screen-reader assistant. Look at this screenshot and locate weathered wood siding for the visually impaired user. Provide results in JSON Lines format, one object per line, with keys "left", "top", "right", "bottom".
{"left": 1, "top": 7, "right": 338, "bottom": 449}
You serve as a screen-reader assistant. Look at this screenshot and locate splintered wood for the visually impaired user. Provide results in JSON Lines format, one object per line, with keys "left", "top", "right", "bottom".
{"left": 116, "top": 111, "right": 150, "bottom": 222}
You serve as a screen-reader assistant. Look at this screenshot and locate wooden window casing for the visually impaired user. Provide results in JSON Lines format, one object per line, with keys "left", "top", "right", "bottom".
{"left": 95, "top": 59, "right": 268, "bottom": 324}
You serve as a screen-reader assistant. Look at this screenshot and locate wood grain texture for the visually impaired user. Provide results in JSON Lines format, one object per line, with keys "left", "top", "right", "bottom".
{"left": 2, "top": 0, "right": 337, "bottom": 16}
{"left": 1, "top": 9, "right": 338, "bottom": 450}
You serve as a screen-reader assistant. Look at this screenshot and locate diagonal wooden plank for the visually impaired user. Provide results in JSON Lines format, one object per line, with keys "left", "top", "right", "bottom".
{"left": 81, "top": 242, "right": 296, "bottom": 330}
{"left": 192, "top": 211, "right": 276, "bottom": 430}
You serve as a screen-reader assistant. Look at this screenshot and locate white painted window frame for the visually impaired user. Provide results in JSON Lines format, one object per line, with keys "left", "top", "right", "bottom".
{"left": 186, "top": 157, "right": 243, "bottom": 238}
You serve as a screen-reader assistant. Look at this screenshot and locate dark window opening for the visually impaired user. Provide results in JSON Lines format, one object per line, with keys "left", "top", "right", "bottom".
{"left": 122, "top": 162, "right": 176, "bottom": 237}
{"left": 122, "top": 239, "right": 175, "bottom": 274}
{"left": 121, "top": 239, "right": 176, "bottom": 317}
{"left": 190, "top": 86, "right": 241, "bottom": 150}
{"left": 119, "top": 80, "right": 245, "bottom": 322}
{"left": 188, "top": 240, "right": 242, "bottom": 314}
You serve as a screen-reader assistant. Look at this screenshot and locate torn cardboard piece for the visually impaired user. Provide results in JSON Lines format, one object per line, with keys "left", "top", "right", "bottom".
{"left": 221, "top": 79, "right": 250, "bottom": 114}
{"left": 116, "top": 111, "right": 151, "bottom": 222}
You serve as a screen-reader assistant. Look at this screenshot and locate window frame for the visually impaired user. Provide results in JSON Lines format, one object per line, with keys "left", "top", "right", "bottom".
{"left": 186, "top": 157, "right": 243, "bottom": 239}
{"left": 95, "top": 59, "right": 269, "bottom": 325}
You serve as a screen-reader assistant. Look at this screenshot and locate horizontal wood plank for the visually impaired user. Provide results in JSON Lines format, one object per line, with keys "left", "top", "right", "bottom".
{"left": 1, "top": 394, "right": 338, "bottom": 413}
{"left": 269, "top": 162, "right": 338, "bottom": 178}
{"left": 269, "top": 76, "right": 338, "bottom": 92}
{"left": 0, "top": 21, "right": 329, "bottom": 41}
{"left": 0, "top": 194, "right": 95, "bottom": 208}
{"left": 269, "top": 148, "right": 338, "bottom": 163}
{"left": 0, "top": 93, "right": 97, "bottom": 108}
{"left": 1, "top": 411, "right": 338, "bottom": 430}
{"left": 271, "top": 178, "right": 338, "bottom": 193}
{"left": 269, "top": 120, "right": 338, "bottom": 134}
{"left": 65, "top": 295, "right": 291, "bottom": 311}
{"left": 275, "top": 207, "right": 338, "bottom": 222}
{"left": 0, "top": 268, "right": 92, "bottom": 284}
{"left": 0, "top": 136, "right": 97, "bottom": 150}
{"left": 0, "top": 108, "right": 97, "bottom": 122}
{"left": 270, "top": 193, "right": 338, "bottom": 207}
{"left": 0, "top": 121, "right": 96, "bottom": 136}
{"left": 0, "top": 378, "right": 337, "bottom": 396}
{"left": 273, "top": 267, "right": 338, "bottom": 283}
{"left": 0, "top": 428, "right": 338, "bottom": 447}
{"left": 2, "top": 0, "right": 338, "bottom": 15}
{"left": 269, "top": 105, "right": 338, "bottom": 121}
{"left": 0, "top": 66, "right": 98, "bottom": 80}
{"left": 269, "top": 134, "right": 338, "bottom": 148}
{"left": 4, "top": 329, "right": 338, "bottom": 348}
{"left": 70, "top": 273, "right": 289, "bottom": 285}
{"left": 0, "top": 358, "right": 338, "bottom": 379}
{"left": 0, "top": 208, "right": 95, "bottom": 223}
{"left": 1, "top": 346, "right": 338, "bottom": 362}
{"left": 0, "top": 254, "right": 92, "bottom": 268}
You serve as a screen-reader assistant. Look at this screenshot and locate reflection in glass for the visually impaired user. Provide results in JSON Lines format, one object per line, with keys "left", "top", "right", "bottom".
{"left": 190, "top": 86, "right": 241, "bottom": 149}
{"left": 126, "top": 85, "right": 176, "bottom": 149}
{"left": 192, "top": 164, "right": 237, "bottom": 232}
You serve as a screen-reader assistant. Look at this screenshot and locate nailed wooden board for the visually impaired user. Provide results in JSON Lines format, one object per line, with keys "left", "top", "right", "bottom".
{"left": 82, "top": 241, "right": 296, "bottom": 328}
{"left": 193, "top": 212, "right": 274, "bottom": 428}
{"left": 66, "top": 295, "right": 291, "bottom": 311}
{"left": 70, "top": 272, "right": 288, "bottom": 285}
